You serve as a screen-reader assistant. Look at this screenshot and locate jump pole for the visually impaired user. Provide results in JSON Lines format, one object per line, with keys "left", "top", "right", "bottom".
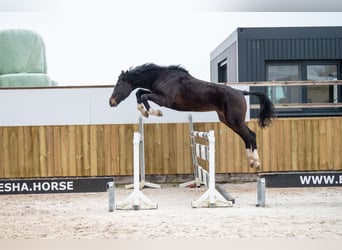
{"left": 179, "top": 114, "right": 202, "bottom": 188}
{"left": 180, "top": 114, "right": 235, "bottom": 207}
{"left": 125, "top": 116, "right": 161, "bottom": 189}
{"left": 116, "top": 132, "right": 158, "bottom": 210}
{"left": 190, "top": 130, "right": 233, "bottom": 208}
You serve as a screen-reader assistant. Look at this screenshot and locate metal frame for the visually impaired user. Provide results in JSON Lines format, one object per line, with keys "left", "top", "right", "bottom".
{"left": 116, "top": 132, "right": 158, "bottom": 210}
{"left": 181, "top": 114, "right": 234, "bottom": 208}
{"left": 125, "top": 116, "right": 161, "bottom": 190}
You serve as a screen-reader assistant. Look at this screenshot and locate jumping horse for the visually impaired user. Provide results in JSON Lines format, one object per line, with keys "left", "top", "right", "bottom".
{"left": 109, "top": 64, "right": 276, "bottom": 169}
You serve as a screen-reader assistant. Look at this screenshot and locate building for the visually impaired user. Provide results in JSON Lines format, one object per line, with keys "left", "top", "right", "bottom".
{"left": 210, "top": 26, "right": 342, "bottom": 117}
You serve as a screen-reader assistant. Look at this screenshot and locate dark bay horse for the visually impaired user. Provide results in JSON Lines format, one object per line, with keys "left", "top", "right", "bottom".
{"left": 109, "top": 63, "right": 276, "bottom": 169}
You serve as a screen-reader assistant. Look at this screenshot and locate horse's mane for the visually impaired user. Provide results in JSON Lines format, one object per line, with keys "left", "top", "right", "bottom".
{"left": 127, "top": 63, "right": 189, "bottom": 75}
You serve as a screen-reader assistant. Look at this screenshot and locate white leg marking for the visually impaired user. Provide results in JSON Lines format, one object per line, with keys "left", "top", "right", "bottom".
{"left": 246, "top": 148, "right": 261, "bottom": 169}
{"left": 246, "top": 148, "right": 254, "bottom": 166}
{"left": 148, "top": 109, "right": 163, "bottom": 116}
{"left": 137, "top": 104, "right": 149, "bottom": 117}
{"left": 252, "top": 149, "right": 261, "bottom": 169}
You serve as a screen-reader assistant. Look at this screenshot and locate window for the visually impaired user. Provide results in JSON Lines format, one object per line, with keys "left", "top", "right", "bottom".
{"left": 306, "top": 64, "right": 338, "bottom": 103}
{"left": 263, "top": 61, "right": 341, "bottom": 117}
{"left": 218, "top": 59, "right": 227, "bottom": 83}
{"left": 267, "top": 64, "right": 301, "bottom": 81}
{"left": 266, "top": 64, "right": 302, "bottom": 104}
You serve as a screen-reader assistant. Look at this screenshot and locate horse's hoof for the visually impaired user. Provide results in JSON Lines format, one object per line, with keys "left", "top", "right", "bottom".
{"left": 249, "top": 160, "right": 261, "bottom": 169}
{"left": 137, "top": 104, "right": 149, "bottom": 118}
{"left": 149, "top": 109, "right": 163, "bottom": 116}
{"left": 252, "top": 161, "right": 261, "bottom": 169}
{"left": 140, "top": 110, "right": 150, "bottom": 118}
{"left": 248, "top": 160, "right": 254, "bottom": 168}
{"left": 156, "top": 110, "right": 163, "bottom": 116}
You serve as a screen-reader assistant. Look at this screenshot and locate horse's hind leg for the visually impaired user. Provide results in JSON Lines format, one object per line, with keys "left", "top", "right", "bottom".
{"left": 235, "top": 125, "right": 261, "bottom": 169}
{"left": 218, "top": 113, "right": 261, "bottom": 169}
{"left": 245, "top": 128, "right": 261, "bottom": 169}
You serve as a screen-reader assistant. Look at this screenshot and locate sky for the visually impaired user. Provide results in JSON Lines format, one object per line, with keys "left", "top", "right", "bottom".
{"left": 0, "top": 0, "right": 342, "bottom": 85}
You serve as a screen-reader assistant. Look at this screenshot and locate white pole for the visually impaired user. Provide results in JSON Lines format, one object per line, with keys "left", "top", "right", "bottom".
{"left": 139, "top": 116, "right": 145, "bottom": 183}
{"left": 116, "top": 131, "right": 158, "bottom": 210}
{"left": 208, "top": 130, "right": 215, "bottom": 207}
{"left": 133, "top": 132, "right": 140, "bottom": 209}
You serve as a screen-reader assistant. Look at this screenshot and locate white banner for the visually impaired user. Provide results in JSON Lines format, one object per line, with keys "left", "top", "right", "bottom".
{"left": 0, "top": 85, "right": 249, "bottom": 126}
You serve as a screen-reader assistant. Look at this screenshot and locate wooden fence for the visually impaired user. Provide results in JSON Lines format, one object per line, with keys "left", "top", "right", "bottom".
{"left": 0, "top": 117, "right": 341, "bottom": 178}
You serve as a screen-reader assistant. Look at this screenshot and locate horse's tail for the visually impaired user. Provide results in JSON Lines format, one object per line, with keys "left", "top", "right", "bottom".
{"left": 242, "top": 90, "right": 276, "bottom": 128}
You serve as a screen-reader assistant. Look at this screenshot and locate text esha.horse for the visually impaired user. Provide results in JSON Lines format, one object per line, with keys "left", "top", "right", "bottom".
{"left": 109, "top": 64, "right": 276, "bottom": 169}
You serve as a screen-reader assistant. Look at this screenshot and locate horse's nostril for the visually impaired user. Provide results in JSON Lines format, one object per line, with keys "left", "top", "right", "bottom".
{"left": 109, "top": 97, "right": 117, "bottom": 107}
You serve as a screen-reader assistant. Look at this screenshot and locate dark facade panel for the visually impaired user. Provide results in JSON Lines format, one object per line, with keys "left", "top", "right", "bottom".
{"left": 237, "top": 27, "right": 342, "bottom": 81}
{"left": 210, "top": 26, "right": 342, "bottom": 117}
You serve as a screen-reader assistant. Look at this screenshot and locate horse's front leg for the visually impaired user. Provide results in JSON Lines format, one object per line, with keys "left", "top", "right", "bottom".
{"left": 140, "top": 93, "right": 174, "bottom": 117}
{"left": 136, "top": 89, "right": 151, "bottom": 117}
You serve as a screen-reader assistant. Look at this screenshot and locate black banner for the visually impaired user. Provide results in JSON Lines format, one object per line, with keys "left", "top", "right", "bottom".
{"left": 260, "top": 172, "right": 342, "bottom": 188}
{"left": 0, "top": 177, "right": 114, "bottom": 195}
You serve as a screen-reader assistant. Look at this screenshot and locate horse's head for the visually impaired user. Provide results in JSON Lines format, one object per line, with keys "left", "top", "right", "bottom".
{"left": 109, "top": 70, "right": 134, "bottom": 107}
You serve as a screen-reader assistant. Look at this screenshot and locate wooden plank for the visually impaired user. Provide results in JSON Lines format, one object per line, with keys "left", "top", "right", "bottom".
{"left": 17, "top": 127, "right": 25, "bottom": 178}
{"left": 8, "top": 128, "right": 19, "bottom": 177}
{"left": 326, "top": 119, "right": 334, "bottom": 169}
{"left": 31, "top": 127, "right": 40, "bottom": 177}
{"left": 75, "top": 125, "right": 83, "bottom": 176}
{"left": 23, "top": 127, "right": 33, "bottom": 178}
{"left": 82, "top": 126, "right": 90, "bottom": 176}
{"left": 118, "top": 124, "right": 130, "bottom": 175}
{"left": 0, "top": 128, "right": 3, "bottom": 177}
{"left": 110, "top": 124, "right": 120, "bottom": 175}
{"left": 161, "top": 123, "right": 170, "bottom": 174}
{"left": 304, "top": 120, "right": 313, "bottom": 171}
{"left": 89, "top": 125, "right": 98, "bottom": 176}
{"left": 142, "top": 123, "right": 151, "bottom": 174}
{"left": 297, "top": 120, "right": 305, "bottom": 171}
{"left": 38, "top": 126, "right": 48, "bottom": 177}
{"left": 311, "top": 119, "right": 319, "bottom": 171}
{"left": 283, "top": 119, "right": 292, "bottom": 171}
{"left": 270, "top": 120, "right": 279, "bottom": 172}
{"left": 167, "top": 123, "right": 178, "bottom": 173}
{"left": 154, "top": 123, "right": 163, "bottom": 174}
{"left": 60, "top": 126, "right": 69, "bottom": 176}
{"left": 53, "top": 126, "right": 61, "bottom": 176}
{"left": 318, "top": 119, "right": 327, "bottom": 169}
{"left": 259, "top": 120, "right": 270, "bottom": 172}
{"left": 46, "top": 126, "right": 54, "bottom": 177}
{"left": 68, "top": 125, "right": 77, "bottom": 176}
{"left": 334, "top": 118, "right": 342, "bottom": 170}
{"left": 291, "top": 120, "right": 299, "bottom": 171}
{"left": 233, "top": 127, "right": 242, "bottom": 173}
{"left": 2, "top": 128, "right": 10, "bottom": 177}
{"left": 183, "top": 123, "right": 192, "bottom": 174}
{"left": 103, "top": 125, "right": 112, "bottom": 175}
{"left": 96, "top": 125, "right": 106, "bottom": 176}
{"left": 217, "top": 123, "right": 228, "bottom": 174}
{"left": 175, "top": 123, "right": 186, "bottom": 174}
{"left": 226, "top": 124, "right": 235, "bottom": 173}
